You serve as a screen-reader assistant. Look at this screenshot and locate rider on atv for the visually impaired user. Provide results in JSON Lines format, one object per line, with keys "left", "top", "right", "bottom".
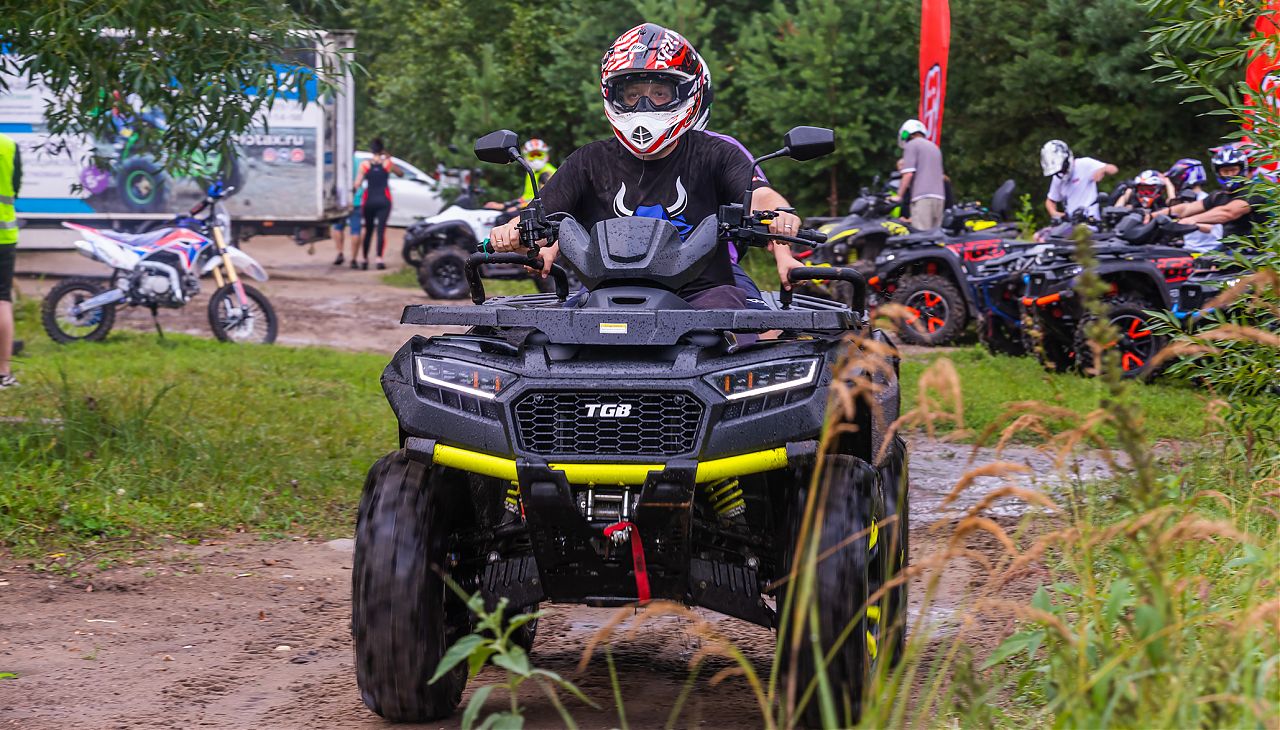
{"left": 488, "top": 23, "right": 803, "bottom": 307}
{"left": 1041, "top": 139, "right": 1119, "bottom": 221}
{"left": 1151, "top": 143, "right": 1268, "bottom": 252}
{"left": 1115, "top": 169, "right": 1176, "bottom": 211}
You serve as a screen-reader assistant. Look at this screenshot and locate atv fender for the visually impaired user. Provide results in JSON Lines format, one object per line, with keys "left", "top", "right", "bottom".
{"left": 1095, "top": 260, "right": 1174, "bottom": 309}
{"left": 877, "top": 249, "right": 978, "bottom": 319}
{"left": 409, "top": 220, "right": 478, "bottom": 250}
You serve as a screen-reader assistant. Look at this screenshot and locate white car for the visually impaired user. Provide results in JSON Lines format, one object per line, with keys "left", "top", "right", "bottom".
{"left": 354, "top": 151, "right": 447, "bottom": 227}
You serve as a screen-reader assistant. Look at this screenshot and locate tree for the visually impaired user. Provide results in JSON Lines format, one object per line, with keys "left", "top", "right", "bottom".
{"left": 4, "top": 1, "right": 348, "bottom": 171}
{"left": 725, "top": 0, "right": 914, "bottom": 214}
{"left": 945, "top": 0, "right": 1229, "bottom": 206}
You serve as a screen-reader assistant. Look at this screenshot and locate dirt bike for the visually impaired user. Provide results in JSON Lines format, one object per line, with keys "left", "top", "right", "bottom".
{"left": 351, "top": 126, "right": 909, "bottom": 726}
{"left": 42, "top": 182, "right": 277, "bottom": 345}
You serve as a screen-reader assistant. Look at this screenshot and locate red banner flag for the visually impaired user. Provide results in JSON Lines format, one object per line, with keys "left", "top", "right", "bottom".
{"left": 1244, "top": 0, "right": 1279, "bottom": 173}
{"left": 918, "top": 0, "right": 951, "bottom": 145}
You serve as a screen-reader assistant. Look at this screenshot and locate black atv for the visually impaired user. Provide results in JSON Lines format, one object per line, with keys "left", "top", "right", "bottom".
{"left": 1018, "top": 213, "right": 1201, "bottom": 378}
{"left": 352, "top": 127, "right": 910, "bottom": 726}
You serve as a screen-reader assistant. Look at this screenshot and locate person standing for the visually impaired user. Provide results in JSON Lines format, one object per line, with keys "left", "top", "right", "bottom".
{"left": 893, "top": 119, "right": 946, "bottom": 230}
{"left": 351, "top": 138, "right": 401, "bottom": 270}
{"left": 331, "top": 154, "right": 363, "bottom": 266}
{"left": 0, "top": 132, "right": 20, "bottom": 388}
{"left": 1040, "top": 139, "right": 1118, "bottom": 220}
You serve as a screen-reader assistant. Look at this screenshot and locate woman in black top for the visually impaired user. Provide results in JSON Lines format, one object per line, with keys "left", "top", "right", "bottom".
{"left": 352, "top": 137, "right": 401, "bottom": 270}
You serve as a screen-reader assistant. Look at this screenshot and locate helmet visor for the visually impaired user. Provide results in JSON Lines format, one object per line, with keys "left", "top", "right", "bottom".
{"left": 606, "top": 73, "right": 691, "bottom": 113}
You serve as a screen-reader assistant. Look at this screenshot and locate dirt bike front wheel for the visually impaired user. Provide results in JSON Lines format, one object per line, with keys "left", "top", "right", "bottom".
{"left": 207, "top": 283, "right": 278, "bottom": 344}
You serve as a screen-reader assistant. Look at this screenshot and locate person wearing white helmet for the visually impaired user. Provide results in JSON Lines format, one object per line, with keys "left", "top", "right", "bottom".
{"left": 892, "top": 119, "right": 946, "bottom": 230}
{"left": 488, "top": 23, "right": 805, "bottom": 307}
{"left": 519, "top": 139, "right": 557, "bottom": 205}
{"left": 1040, "top": 139, "right": 1118, "bottom": 220}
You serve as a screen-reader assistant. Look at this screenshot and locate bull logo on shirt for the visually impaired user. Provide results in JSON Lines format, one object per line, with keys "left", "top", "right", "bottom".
{"left": 612, "top": 176, "right": 692, "bottom": 238}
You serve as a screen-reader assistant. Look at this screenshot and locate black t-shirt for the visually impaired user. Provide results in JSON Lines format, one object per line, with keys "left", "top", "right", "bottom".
{"left": 1204, "top": 187, "right": 1267, "bottom": 239}
{"left": 540, "top": 131, "right": 756, "bottom": 295}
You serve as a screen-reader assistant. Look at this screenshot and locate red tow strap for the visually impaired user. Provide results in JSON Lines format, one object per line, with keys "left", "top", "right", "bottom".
{"left": 603, "top": 521, "right": 650, "bottom": 604}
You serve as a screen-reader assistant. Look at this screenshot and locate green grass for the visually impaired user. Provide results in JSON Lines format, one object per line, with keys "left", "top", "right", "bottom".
{"left": 1, "top": 293, "right": 1217, "bottom": 554}
{"left": 381, "top": 265, "right": 538, "bottom": 297}
{"left": 900, "top": 345, "right": 1215, "bottom": 443}
{"left": 1, "top": 296, "right": 391, "bottom": 555}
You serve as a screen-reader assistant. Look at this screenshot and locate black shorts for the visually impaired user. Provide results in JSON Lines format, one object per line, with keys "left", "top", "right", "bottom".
{"left": 0, "top": 245, "right": 14, "bottom": 302}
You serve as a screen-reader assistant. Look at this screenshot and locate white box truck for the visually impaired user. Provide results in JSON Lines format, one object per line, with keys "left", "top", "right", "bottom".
{"left": 1, "top": 30, "right": 355, "bottom": 248}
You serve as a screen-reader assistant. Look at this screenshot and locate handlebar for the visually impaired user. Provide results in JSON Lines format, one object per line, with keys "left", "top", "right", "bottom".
{"left": 465, "top": 251, "right": 569, "bottom": 304}
{"left": 781, "top": 266, "right": 868, "bottom": 312}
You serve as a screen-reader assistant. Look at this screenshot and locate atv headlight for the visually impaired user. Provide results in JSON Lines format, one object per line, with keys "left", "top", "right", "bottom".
{"left": 415, "top": 357, "right": 516, "bottom": 400}
{"left": 706, "top": 358, "right": 820, "bottom": 401}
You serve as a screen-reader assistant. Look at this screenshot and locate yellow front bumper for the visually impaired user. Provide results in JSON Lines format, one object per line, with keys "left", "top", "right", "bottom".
{"left": 431, "top": 443, "right": 791, "bottom": 486}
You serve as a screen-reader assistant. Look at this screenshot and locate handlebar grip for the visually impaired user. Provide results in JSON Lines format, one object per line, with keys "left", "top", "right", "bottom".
{"left": 780, "top": 266, "right": 868, "bottom": 312}
{"left": 189, "top": 200, "right": 208, "bottom": 216}
{"left": 465, "top": 252, "right": 569, "bottom": 303}
{"left": 798, "top": 228, "right": 827, "bottom": 244}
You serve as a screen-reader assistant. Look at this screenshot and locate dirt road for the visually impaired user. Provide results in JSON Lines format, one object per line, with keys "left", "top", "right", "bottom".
{"left": 14, "top": 232, "right": 459, "bottom": 354}
{"left": 0, "top": 439, "right": 1102, "bottom": 729}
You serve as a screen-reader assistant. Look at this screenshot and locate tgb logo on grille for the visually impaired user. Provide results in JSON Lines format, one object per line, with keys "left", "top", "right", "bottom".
{"left": 583, "top": 403, "right": 632, "bottom": 418}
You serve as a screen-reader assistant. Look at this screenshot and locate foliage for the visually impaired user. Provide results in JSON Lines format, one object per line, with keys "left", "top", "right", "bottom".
{"left": 341, "top": 0, "right": 1225, "bottom": 213}
{"left": 1143, "top": 0, "right": 1280, "bottom": 440}
{"left": 432, "top": 593, "right": 595, "bottom": 730}
{"left": 4, "top": 1, "right": 350, "bottom": 172}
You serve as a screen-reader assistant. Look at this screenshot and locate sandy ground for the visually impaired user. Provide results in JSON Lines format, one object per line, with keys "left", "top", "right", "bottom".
{"left": 3, "top": 236, "right": 1100, "bottom": 728}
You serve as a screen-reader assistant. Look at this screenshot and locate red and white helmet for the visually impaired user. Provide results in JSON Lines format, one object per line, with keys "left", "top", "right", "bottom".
{"left": 1133, "top": 169, "right": 1164, "bottom": 208}
{"left": 522, "top": 138, "right": 550, "bottom": 171}
{"left": 600, "top": 23, "right": 708, "bottom": 156}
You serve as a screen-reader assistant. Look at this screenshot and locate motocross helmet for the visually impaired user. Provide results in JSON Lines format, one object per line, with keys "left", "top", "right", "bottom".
{"left": 1041, "top": 140, "right": 1073, "bottom": 178}
{"left": 522, "top": 138, "right": 550, "bottom": 172}
{"left": 601, "top": 24, "right": 707, "bottom": 156}
{"left": 1164, "top": 158, "right": 1206, "bottom": 192}
{"left": 1211, "top": 143, "right": 1251, "bottom": 191}
{"left": 1133, "top": 169, "right": 1164, "bottom": 208}
{"left": 898, "top": 119, "right": 928, "bottom": 148}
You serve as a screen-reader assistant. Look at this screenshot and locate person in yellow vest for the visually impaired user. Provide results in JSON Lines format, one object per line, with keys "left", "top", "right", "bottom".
{"left": 0, "top": 132, "right": 20, "bottom": 389}
{"left": 519, "top": 138, "right": 556, "bottom": 205}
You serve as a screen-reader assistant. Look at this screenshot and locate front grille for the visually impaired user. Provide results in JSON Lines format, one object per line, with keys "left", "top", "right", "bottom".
{"left": 513, "top": 391, "right": 703, "bottom": 457}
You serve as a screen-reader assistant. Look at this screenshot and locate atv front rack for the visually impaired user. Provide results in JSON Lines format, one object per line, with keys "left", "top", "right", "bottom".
{"left": 401, "top": 291, "right": 859, "bottom": 345}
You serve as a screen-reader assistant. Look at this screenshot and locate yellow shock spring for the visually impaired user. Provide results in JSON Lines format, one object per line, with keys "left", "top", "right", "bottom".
{"left": 704, "top": 478, "right": 746, "bottom": 518}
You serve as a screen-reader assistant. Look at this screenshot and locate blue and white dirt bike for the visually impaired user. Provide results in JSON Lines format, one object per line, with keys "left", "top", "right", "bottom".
{"left": 41, "top": 183, "right": 278, "bottom": 344}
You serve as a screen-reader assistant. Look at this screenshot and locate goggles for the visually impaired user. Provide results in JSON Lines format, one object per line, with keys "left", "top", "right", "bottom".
{"left": 605, "top": 73, "right": 691, "bottom": 113}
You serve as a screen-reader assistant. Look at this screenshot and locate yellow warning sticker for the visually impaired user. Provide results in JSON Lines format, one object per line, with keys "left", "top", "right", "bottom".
{"left": 599, "top": 322, "right": 628, "bottom": 334}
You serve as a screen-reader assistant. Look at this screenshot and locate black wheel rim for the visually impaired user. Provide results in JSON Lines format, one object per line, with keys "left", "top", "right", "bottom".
{"left": 434, "top": 259, "right": 464, "bottom": 289}
{"left": 1110, "top": 312, "right": 1158, "bottom": 373}
{"left": 55, "top": 289, "right": 104, "bottom": 338}
{"left": 904, "top": 289, "right": 951, "bottom": 337}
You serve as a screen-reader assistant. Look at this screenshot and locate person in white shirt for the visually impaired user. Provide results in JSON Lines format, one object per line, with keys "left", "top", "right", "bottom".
{"left": 1040, "top": 139, "right": 1118, "bottom": 220}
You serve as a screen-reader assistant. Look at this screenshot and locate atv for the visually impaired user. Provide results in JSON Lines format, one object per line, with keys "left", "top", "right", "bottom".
{"left": 1018, "top": 213, "right": 1201, "bottom": 378}
{"left": 351, "top": 126, "right": 910, "bottom": 726}
{"left": 403, "top": 172, "right": 581, "bottom": 300}
{"left": 801, "top": 181, "right": 1020, "bottom": 346}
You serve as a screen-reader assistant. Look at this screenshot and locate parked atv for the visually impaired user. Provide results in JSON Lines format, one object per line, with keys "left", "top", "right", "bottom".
{"left": 1018, "top": 213, "right": 1201, "bottom": 378}
{"left": 351, "top": 127, "right": 909, "bottom": 726}
{"left": 403, "top": 171, "right": 578, "bottom": 299}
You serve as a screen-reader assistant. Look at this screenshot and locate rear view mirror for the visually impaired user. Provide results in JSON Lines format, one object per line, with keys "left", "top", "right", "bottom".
{"left": 783, "top": 126, "right": 835, "bottom": 161}
{"left": 474, "top": 130, "right": 519, "bottom": 165}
